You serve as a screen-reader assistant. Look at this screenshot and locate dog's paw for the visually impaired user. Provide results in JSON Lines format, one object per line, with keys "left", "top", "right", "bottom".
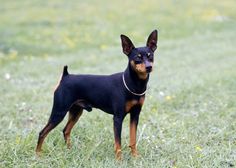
{"left": 131, "top": 150, "right": 140, "bottom": 158}
{"left": 115, "top": 149, "right": 122, "bottom": 161}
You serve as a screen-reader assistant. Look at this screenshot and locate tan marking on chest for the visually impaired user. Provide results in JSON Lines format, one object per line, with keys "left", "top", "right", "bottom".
{"left": 139, "top": 97, "right": 145, "bottom": 105}
{"left": 125, "top": 97, "right": 145, "bottom": 113}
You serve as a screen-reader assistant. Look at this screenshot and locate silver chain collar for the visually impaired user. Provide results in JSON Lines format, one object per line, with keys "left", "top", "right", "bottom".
{"left": 122, "top": 73, "right": 147, "bottom": 96}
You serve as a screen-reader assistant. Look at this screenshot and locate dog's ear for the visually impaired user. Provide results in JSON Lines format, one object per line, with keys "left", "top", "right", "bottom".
{"left": 120, "top": 34, "right": 135, "bottom": 55}
{"left": 146, "top": 30, "right": 158, "bottom": 52}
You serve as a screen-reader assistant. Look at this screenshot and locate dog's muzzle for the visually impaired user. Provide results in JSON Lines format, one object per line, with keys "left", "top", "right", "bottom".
{"left": 145, "top": 61, "right": 152, "bottom": 73}
{"left": 146, "top": 66, "right": 152, "bottom": 73}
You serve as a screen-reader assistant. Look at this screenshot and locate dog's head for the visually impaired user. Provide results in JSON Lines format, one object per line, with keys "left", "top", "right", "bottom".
{"left": 121, "top": 30, "right": 158, "bottom": 80}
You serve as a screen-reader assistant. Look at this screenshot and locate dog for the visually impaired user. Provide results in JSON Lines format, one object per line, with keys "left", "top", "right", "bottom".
{"left": 36, "top": 30, "right": 158, "bottom": 160}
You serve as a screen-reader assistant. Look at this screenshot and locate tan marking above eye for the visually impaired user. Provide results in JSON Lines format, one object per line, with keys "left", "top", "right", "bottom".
{"left": 147, "top": 53, "right": 151, "bottom": 57}
{"left": 137, "top": 54, "right": 142, "bottom": 57}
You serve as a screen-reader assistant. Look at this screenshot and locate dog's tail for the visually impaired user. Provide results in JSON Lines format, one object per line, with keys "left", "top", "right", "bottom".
{"left": 62, "top": 65, "right": 69, "bottom": 77}
{"left": 54, "top": 66, "right": 69, "bottom": 91}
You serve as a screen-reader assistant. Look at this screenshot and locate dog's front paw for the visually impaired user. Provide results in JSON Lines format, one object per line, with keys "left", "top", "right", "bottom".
{"left": 115, "top": 149, "right": 122, "bottom": 161}
{"left": 131, "top": 149, "right": 139, "bottom": 157}
{"left": 129, "top": 145, "right": 140, "bottom": 157}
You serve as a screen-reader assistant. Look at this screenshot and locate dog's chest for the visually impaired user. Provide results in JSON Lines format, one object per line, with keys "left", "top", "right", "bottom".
{"left": 125, "top": 97, "right": 145, "bottom": 113}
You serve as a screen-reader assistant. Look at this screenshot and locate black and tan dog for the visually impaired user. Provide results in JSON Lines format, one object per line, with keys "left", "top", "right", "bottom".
{"left": 36, "top": 30, "right": 158, "bottom": 160}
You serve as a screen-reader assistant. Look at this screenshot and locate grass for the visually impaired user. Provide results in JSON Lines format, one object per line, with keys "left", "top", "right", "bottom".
{"left": 0, "top": 0, "right": 236, "bottom": 167}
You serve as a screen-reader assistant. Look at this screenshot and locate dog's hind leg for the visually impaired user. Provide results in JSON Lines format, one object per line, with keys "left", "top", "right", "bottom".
{"left": 63, "top": 105, "right": 83, "bottom": 149}
{"left": 36, "top": 108, "right": 67, "bottom": 155}
{"left": 36, "top": 90, "right": 70, "bottom": 154}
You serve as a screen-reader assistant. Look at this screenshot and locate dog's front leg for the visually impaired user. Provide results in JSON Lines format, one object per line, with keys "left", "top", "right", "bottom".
{"left": 129, "top": 106, "right": 141, "bottom": 157}
{"left": 113, "top": 116, "right": 123, "bottom": 160}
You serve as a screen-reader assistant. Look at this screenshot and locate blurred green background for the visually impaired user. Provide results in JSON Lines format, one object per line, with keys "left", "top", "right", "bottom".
{"left": 1, "top": 0, "right": 235, "bottom": 56}
{"left": 0, "top": 0, "right": 236, "bottom": 167}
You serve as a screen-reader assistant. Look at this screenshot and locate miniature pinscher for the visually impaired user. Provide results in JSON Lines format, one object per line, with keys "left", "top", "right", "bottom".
{"left": 36, "top": 30, "right": 158, "bottom": 160}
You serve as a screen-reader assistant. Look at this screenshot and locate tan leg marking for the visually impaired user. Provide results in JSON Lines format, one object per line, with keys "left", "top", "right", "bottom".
{"left": 36, "top": 123, "right": 55, "bottom": 155}
{"left": 63, "top": 110, "right": 83, "bottom": 148}
{"left": 114, "top": 141, "right": 122, "bottom": 160}
{"left": 129, "top": 120, "right": 139, "bottom": 157}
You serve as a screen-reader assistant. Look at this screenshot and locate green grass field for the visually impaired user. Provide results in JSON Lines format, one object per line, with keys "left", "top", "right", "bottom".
{"left": 0, "top": 0, "right": 236, "bottom": 167}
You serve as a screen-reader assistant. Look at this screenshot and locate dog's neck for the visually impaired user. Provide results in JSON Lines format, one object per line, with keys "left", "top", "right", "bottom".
{"left": 123, "top": 63, "right": 149, "bottom": 95}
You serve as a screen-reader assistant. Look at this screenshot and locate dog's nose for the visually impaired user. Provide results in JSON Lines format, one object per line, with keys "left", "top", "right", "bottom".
{"left": 146, "top": 66, "right": 152, "bottom": 73}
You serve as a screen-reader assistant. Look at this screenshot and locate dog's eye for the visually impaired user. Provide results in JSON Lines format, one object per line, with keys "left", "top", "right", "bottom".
{"left": 147, "top": 53, "right": 151, "bottom": 57}
{"left": 137, "top": 54, "right": 142, "bottom": 58}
